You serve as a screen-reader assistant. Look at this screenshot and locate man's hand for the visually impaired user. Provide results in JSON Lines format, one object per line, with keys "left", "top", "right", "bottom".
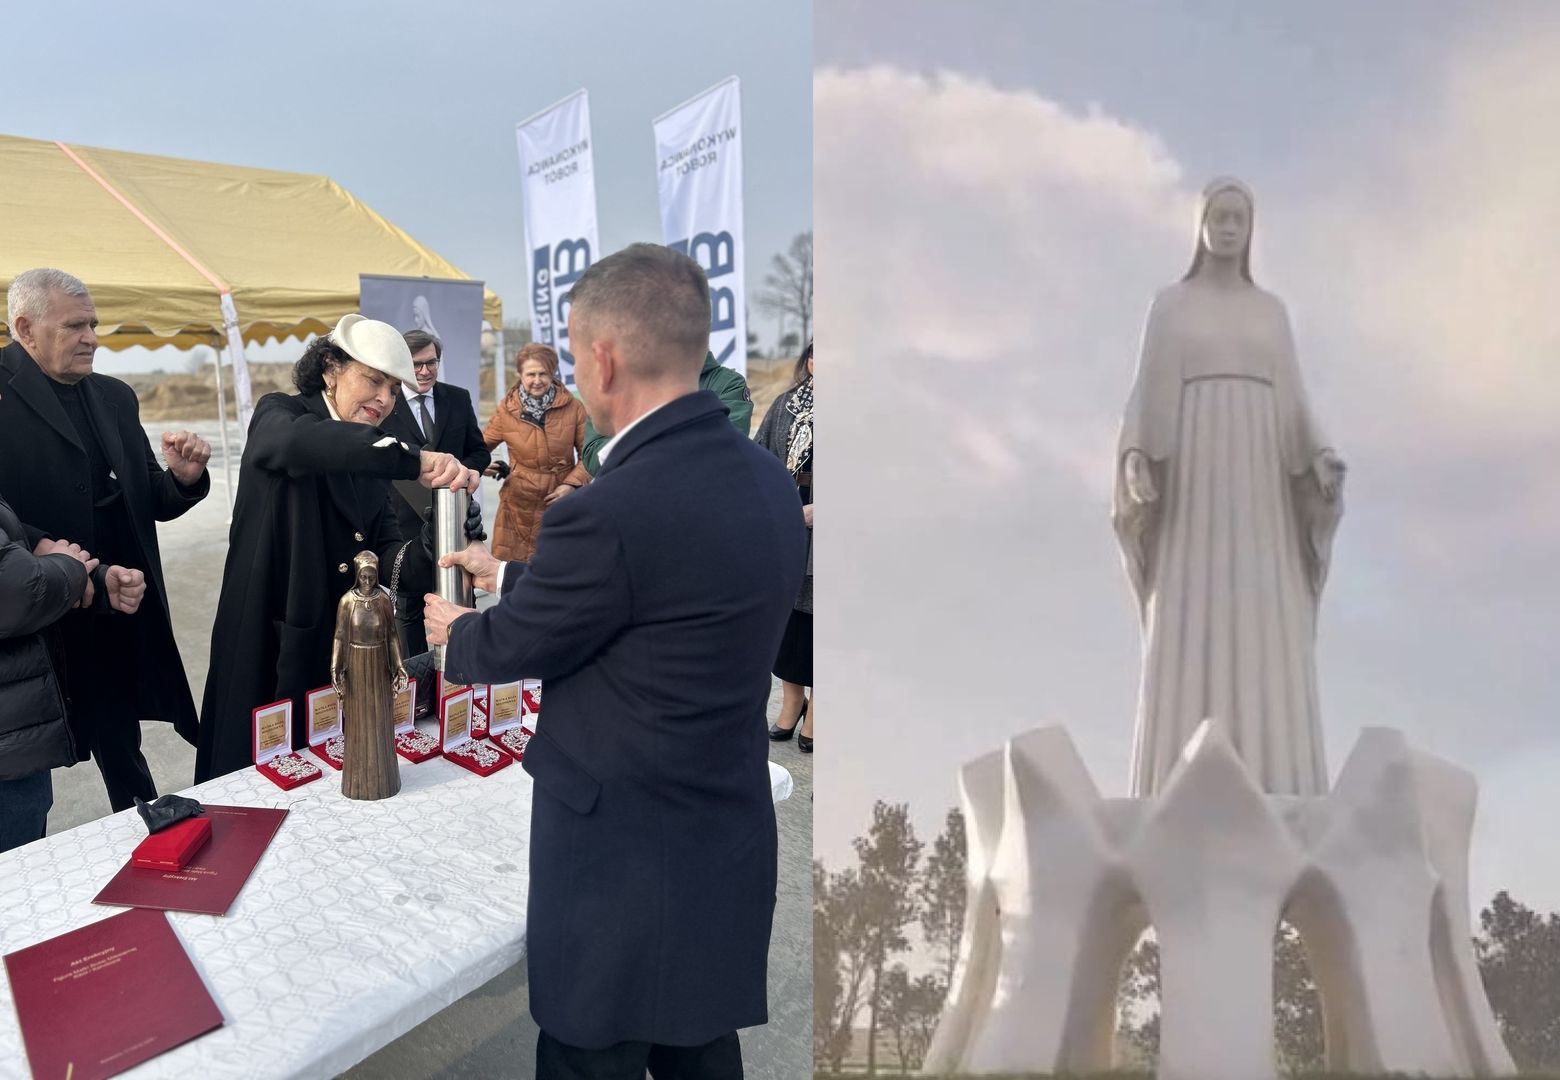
{"left": 34, "top": 539, "right": 98, "bottom": 607}
{"left": 105, "top": 566, "right": 147, "bottom": 614}
{"left": 424, "top": 594, "right": 477, "bottom": 646}
{"left": 439, "top": 540, "right": 502, "bottom": 594}
{"left": 161, "top": 430, "right": 212, "bottom": 486}
{"left": 419, "top": 450, "right": 480, "bottom": 495}
{"left": 802, "top": 503, "right": 813, "bottom": 528}
{"left": 544, "top": 483, "right": 575, "bottom": 507}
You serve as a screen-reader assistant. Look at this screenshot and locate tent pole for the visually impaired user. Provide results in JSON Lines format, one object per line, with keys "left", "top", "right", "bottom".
{"left": 495, "top": 326, "right": 507, "bottom": 407}
{"left": 210, "top": 340, "right": 235, "bottom": 519}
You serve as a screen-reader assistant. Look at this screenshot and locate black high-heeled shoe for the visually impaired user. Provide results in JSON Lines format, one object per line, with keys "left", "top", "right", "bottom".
{"left": 768, "top": 699, "right": 808, "bottom": 741}
{"left": 797, "top": 732, "right": 813, "bottom": 753}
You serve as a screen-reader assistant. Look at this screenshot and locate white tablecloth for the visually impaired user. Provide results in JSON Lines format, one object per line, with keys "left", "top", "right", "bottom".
{"left": 0, "top": 733, "right": 793, "bottom": 1079}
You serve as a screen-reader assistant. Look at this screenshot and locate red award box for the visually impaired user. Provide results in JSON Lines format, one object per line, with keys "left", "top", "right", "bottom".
{"left": 4, "top": 907, "right": 223, "bottom": 1080}
{"left": 130, "top": 816, "right": 213, "bottom": 871}
{"left": 252, "top": 698, "right": 322, "bottom": 789}
{"left": 440, "top": 689, "right": 510, "bottom": 776}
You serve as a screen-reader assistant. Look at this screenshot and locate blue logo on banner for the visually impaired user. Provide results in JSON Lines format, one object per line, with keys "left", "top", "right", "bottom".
{"left": 532, "top": 238, "right": 592, "bottom": 371}
{"left": 671, "top": 230, "right": 736, "bottom": 366}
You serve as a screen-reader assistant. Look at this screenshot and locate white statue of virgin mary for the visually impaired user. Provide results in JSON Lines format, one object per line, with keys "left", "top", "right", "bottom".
{"left": 1113, "top": 177, "right": 1346, "bottom": 797}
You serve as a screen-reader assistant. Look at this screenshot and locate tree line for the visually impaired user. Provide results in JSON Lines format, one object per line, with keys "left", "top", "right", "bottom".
{"left": 817, "top": 799, "right": 1560, "bottom": 1075}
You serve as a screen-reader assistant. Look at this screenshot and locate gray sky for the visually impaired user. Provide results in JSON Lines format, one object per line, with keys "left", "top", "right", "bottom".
{"left": 3, "top": 0, "right": 811, "bottom": 370}
{"left": 817, "top": 1, "right": 1560, "bottom": 917}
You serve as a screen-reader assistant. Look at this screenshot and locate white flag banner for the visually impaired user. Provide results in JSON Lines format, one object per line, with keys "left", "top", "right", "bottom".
{"left": 516, "top": 89, "right": 600, "bottom": 389}
{"left": 653, "top": 76, "right": 746, "bottom": 377}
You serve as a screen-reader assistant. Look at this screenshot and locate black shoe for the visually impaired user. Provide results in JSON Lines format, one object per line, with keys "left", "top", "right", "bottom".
{"left": 768, "top": 699, "right": 807, "bottom": 741}
{"left": 797, "top": 733, "right": 813, "bottom": 753}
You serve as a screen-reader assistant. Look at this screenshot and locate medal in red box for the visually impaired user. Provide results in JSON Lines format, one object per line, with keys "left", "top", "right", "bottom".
{"left": 306, "top": 685, "right": 344, "bottom": 770}
{"left": 440, "top": 688, "right": 510, "bottom": 776}
{"left": 487, "top": 681, "right": 527, "bottom": 759}
{"left": 252, "top": 699, "right": 321, "bottom": 789}
{"left": 392, "top": 679, "right": 439, "bottom": 762}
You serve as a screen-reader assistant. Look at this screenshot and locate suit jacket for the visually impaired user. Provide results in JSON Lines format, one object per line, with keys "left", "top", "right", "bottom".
{"left": 0, "top": 341, "right": 208, "bottom": 746}
{"left": 194, "top": 391, "right": 430, "bottom": 781}
{"left": 445, "top": 390, "right": 807, "bottom": 1048}
{"left": 378, "top": 382, "right": 489, "bottom": 544}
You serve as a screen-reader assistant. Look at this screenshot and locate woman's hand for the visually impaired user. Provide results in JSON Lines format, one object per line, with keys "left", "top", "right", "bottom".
{"left": 544, "top": 483, "right": 576, "bottom": 507}
{"left": 1314, "top": 449, "right": 1346, "bottom": 500}
{"left": 1124, "top": 449, "right": 1158, "bottom": 505}
{"left": 419, "top": 451, "right": 480, "bottom": 494}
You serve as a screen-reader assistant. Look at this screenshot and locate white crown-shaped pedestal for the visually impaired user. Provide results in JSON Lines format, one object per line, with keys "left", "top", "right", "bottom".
{"left": 922, "top": 722, "right": 1516, "bottom": 1080}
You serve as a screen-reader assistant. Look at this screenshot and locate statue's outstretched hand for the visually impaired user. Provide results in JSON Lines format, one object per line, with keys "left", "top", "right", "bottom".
{"left": 392, "top": 668, "right": 409, "bottom": 694}
{"left": 1314, "top": 449, "right": 1346, "bottom": 500}
{"left": 1124, "top": 450, "right": 1158, "bottom": 505}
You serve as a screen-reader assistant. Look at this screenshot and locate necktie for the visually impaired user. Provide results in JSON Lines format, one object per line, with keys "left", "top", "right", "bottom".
{"left": 415, "top": 394, "right": 433, "bottom": 441}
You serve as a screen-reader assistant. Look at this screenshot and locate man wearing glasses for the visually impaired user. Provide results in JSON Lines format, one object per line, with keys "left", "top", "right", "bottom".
{"left": 383, "top": 329, "right": 490, "bottom": 654}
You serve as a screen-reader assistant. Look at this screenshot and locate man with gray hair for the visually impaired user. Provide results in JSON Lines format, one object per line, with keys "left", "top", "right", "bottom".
{"left": 0, "top": 268, "right": 212, "bottom": 813}
{"left": 425, "top": 243, "right": 807, "bottom": 1079}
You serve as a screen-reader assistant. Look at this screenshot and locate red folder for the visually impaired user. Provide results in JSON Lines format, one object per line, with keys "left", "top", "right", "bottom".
{"left": 4, "top": 907, "right": 223, "bottom": 1080}
{"left": 94, "top": 805, "right": 287, "bottom": 916}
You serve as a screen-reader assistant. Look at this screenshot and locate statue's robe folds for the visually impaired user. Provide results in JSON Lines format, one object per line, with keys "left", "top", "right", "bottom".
{"left": 1113, "top": 282, "right": 1342, "bottom": 796}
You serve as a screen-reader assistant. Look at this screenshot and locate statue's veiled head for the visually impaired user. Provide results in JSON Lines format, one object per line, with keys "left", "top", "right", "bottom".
{"left": 353, "top": 550, "right": 379, "bottom": 594}
{"left": 1185, "top": 176, "right": 1256, "bottom": 283}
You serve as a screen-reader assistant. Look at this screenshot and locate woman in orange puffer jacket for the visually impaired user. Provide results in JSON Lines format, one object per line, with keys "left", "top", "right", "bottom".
{"left": 481, "top": 343, "right": 591, "bottom": 562}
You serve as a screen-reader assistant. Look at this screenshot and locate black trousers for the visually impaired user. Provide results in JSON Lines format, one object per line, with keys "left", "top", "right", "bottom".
{"left": 535, "top": 1029, "right": 742, "bottom": 1080}
{"left": 61, "top": 612, "right": 157, "bottom": 813}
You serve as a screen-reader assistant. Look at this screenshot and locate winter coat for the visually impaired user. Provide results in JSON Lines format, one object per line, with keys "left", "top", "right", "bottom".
{"left": 194, "top": 391, "right": 432, "bottom": 781}
{"left": 0, "top": 494, "right": 86, "bottom": 781}
{"left": 754, "top": 384, "right": 813, "bottom": 613}
{"left": 0, "top": 341, "right": 209, "bottom": 750}
{"left": 482, "top": 388, "right": 591, "bottom": 563}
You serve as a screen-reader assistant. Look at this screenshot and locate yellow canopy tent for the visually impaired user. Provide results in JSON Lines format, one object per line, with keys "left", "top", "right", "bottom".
{"left": 0, "top": 132, "right": 501, "bottom": 511}
{"left": 0, "top": 131, "right": 500, "bottom": 351}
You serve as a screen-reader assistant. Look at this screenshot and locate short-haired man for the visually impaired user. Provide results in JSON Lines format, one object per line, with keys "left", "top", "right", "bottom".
{"left": 425, "top": 243, "right": 807, "bottom": 1078}
{"left": 0, "top": 268, "right": 210, "bottom": 811}
{"left": 579, "top": 349, "right": 753, "bottom": 474}
{"left": 378, "top": 328, "right": 489, "bottom": 654}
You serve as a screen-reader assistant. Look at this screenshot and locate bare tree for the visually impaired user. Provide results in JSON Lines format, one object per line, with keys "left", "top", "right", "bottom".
{"left": 756, "top": 231, "right": 812, "bottom": 349}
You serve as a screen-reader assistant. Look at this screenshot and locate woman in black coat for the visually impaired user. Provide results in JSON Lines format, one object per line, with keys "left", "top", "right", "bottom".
{"left": 194, "top": 316, "right": 479, "bottom": 782}
{"left": 757, "top": 341, "right": 814, "bottom": 752}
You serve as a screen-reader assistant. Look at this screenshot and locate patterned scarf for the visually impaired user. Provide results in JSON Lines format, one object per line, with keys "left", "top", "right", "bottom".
{"left": 785, "top": 375, "right": 814, "bottom": 477}
{"left": 517, "top": 382, "right": 559, "bottom": 427}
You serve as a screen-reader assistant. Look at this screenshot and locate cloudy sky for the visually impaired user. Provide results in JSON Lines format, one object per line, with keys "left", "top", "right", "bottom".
{"left": 2, "top": 0, "right": 810, "bottom": 368}
{"left": 816, "top": 1, "right": 1560, "bottom": 917}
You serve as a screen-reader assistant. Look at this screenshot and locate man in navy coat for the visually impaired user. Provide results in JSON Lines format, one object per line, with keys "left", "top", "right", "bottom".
{"left": 426, "top": 243, "right": 806, "bottom": 1079}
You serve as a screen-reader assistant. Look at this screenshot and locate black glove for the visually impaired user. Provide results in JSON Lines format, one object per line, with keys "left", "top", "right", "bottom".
{"left": 490, "top": 460, "right": 511, "bottom": 481}
{"left": 464, "top": 498, "right": 487, "bottom": 543}
{"left": 135, "top": 794, "right": 204, "bottom": 834}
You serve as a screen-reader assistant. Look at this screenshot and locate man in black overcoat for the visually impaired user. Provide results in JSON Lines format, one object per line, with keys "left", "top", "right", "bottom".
{"left": 0, "top": 268, "right": 210, "bottom": 811}
{"left": 425, "top": 244, "right": 807, "bottom": 1080}
{"left": 376, "top": 328, "right": 489, "bottom": 654}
